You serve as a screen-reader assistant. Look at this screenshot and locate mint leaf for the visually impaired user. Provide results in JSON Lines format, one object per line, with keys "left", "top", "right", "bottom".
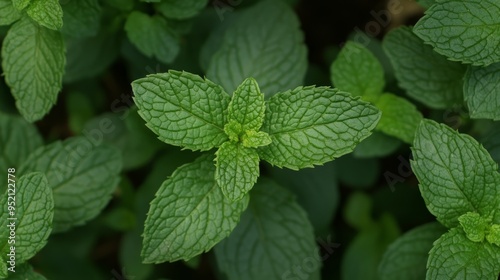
{"left": 214, "top": 179, "right": 320, "bottom": 280}
{"left": 155, "top": 0, "right": 208, "bottom": 20}
{"left": 0, "top": 173, "right": 53, "bottom": 263}
{"left": 6, "top": 263, "right": 46, "bottom": 279}
{"left": 0, "top": 113, "right": 43, "bottom": 185}
{"left": 414, "top": 0, "right": 500, "bottom": 66}
{"left": 330, "top": 41, "right": 384, "bottom": 100}
{"left": 1, "top": 17, "right": 65, "bottom": 122}
{"left": 132, "top": 70, "right": 230, "bottom": 151}
{"left": 227, "top": 78, "right": 265, "bottom": 131}
{"left": 379, "top": 222, "right": 446, "bottom": 280}
{"left": 19, "top": 137, "right": 122, "bottom": 232}
{"left": 207, "top": 0, "right": 307, "bottom": 97}
{"left": 0, "top": 0, "right": 21, "bottom": 26}
{"left": 458, "top": 212, "right": 489, "bottom": 243}
{"left": 61, "top": 0, "right": 101, "bottom": 38}
{"left": 464, "top": 63, "right": 500, "bottom": 120}
{"left": 383, "top": 26, "right": 466, "bottom": 109}
{"left": 258, "top": 86, "right": 380, "bottom": 169}
{"left": 215, "top": 142, "right": 259, "bottom": 201}
{"left": 241, "top": 130, "right": 271, "bottom": 148}
{"left": 411, "top": 120, "right": 500, "bottom": 228}
{"left": 142, "top": 155, "right": 249, "bottom": 263}
{"left": 353, "top": 132, "right": 402, "bottom": 158}
{"left": 487, "top": 224, "right": 500, "bottom": 246}
{"left": 26, "top": 0, "right": 63, "bottom": 30}
{"left": 375, "top": 93, "right": 422, "bottom": 144}
{"left": 125, "top": 12, "right": 179, "bottom": 64}
{"left": 12, "top": 0, "right": 30, "bottom": 10}
{"left": 427, "top": 228, "right": 500, "bottom": 279}
{"left": 0, "top": 262, "right": 6, "bottom": 278}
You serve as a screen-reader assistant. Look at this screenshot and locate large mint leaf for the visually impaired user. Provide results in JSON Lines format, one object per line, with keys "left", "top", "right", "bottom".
{"left": 0, "top": 0, "right": 21, "bottom": 26}
{"left": 61, "top": 0, "right": 101, "bottom": 38}
{"left": 330, "top": 41, "right": 384, "bottom": 100}
{"left": 0, "top": 173, "right": 53, "bottom": 264}
{"left": 0, "top": 113, "right": 43, "bottom": 187}
{"left": 414, "top": 0, "right": 500, "bottom": 66}
{"left": 142, "top": 154, "right": 249, "bottom": 263}
{"left": 19, "top": 137, "right": 122, "bottom": 232}
{"left": 154, "top": 0, "right": 207, "bottom": 20}
{"left": 215, "top": 179, "right": 320, "bottom": 280}
{"left": 427, "top": 228, "right": 500, "bottom": 279}
{"left": 1, "top": 17, "right": 65, "bottom": 122}
{"left": 378, "top": 222, "right": 446, "bottom": 280}
{"left": 215, "top": 142, "right": 259, "bottom": 201}
{"left": 207, "top": 0, "right": 307, "bottom": 97}
{"left": 464, "top": 63, "right": 500, "bottom": 120}
{"left": 383, "top": 26, "right": 466, "bottom": 109}
{"left": 124, "top": 12, "right": 179, "bottom": 64}
{"left": 258, "top": 86, "right": 380, "bottom": 169}
{"left": 132, "top": 70, "right": 230, "bottom": 151}
{"left": 25, "top": 0, "right": 63, "bottom": 30}
{"left": 375, "top": 93, "right": 422, "bottom": 144}
{"left": 412, "top": 120, "right": 500, "bottom": 228}
{"left": 227, "top": 78, "right": 265, "bottom": 131}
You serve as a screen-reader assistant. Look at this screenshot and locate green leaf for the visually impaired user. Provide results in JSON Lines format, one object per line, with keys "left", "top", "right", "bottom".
{"left": 227, "top": 78, "right": 265, "bottom": 131}
{"left": 330, "top": 41, "right": 384, "bottom": 100}
{"left": 207, "top": 0, "right": 307, "bottom": 97}
{"left": 378, "top": 222, "right": 446, "bottom": 280}
{"left": 0, "top": 0, "right": 21, "bottom": 26}
{"left": 12, "top": 0, "right": 30, "bottom": 11}
{"left": 19, "top": 137, "right": 122, "bottom": 232}
{"left": 26, "top": 0, "right": 63, "bottom": 30}
{"left": 132, "top": 70, "right": 230, "bottom": 151}
{"left": 61, "top": 0, "right": 101, "bottom": 38}
{"left": 215, "top": 142, "right": 259, "bottom": 201}
{"left": 0, "top": 113, "right": 43, "bottom": 189}
{"left": 344, "top": 192, "right": 374, "bottom": 230}
{"left": 142, "top": 154, "right": 249, "bottom": 263}
{"left": 155, "top": 0, "right": 208, "bottom": 20}
{"left": 353, "top": 132, "right": 402, "bottom": 158}
{"left": 0, "top": 261, "right": 6, "bottom": 278}
{"left": 125, "top": 11, "right": 180, "bottom": 64}
{"left": 487, "top": 224, "right": 500, "bottom": 246}
{"left": 411, "top": 119, "right": 500, "bottom": 228}
{"left": 383, "top": 26, "right": 466, "bottom": 109}
{"left": 414, "top": 0, "right": 500, "bottom": 66}
{"left": 375, "top": 93, "right": 422, "bottom": 144}
{"left": 0, "top": 173, "right": 53, "bottom": 263}
{"left": 215, "top": 179, "right": 321, "bottom": 280}
{"left": 427, "top": 228, "right": 500, "bottom": 279}
{"left": 1, "top": 17, "right": 65, "bottom": 122}
{"left": 241, "top": 130, "right": 271, "bottom": 148}
{"left": 458, "top": 212, "right": 489, "bottom": 243}
{"left": 5, "top": 263, "right": 46, "bottom": 279}
{"left": 464, "top": 62, "right": 500, "bottom": 120}
{"left": 258, "top": 86, "right": 380, "bottom": 169}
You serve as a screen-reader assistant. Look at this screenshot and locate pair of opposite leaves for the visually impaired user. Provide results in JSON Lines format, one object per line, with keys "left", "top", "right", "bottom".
{"left": 132, "top": 70, "right": 381, "bottom": 201}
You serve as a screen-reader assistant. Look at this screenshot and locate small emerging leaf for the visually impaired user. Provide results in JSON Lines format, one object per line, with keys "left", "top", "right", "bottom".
{"left": 486, "top": 225, "right": 500, "bottom": 246}
{"left": 458, "top": 212, "right": 489, "bottom": 243}
{"left": 242, "top": 130, "right": 271, "bottom": 148}
{"left": 227, "top": 78, "right": 265, "bottom": 132}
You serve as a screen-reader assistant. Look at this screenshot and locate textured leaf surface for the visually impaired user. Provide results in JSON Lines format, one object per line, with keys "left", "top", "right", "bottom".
{"left": 427, "top": 228, "right": 500, "bottom": 279}
{"left": 378, "top": 222, "right": 446, "bottom": 280}
{"left": 383, "top": 27, "right": 466, "bottom": 109}
{"left": 0, "top": 114, "right": 42, "bottom": 186}
{"left": 375, "top": 93, "right": 422, "bottom": 144}
{"left": 215, "top": 179, "right": 320, "bottom": 280}
{"left": 19, "top": 137, "right": 122, "bottom": 232}
{"left": 0, "top": 0, "right": 21, "bottom": 26}
{"left": 12, "top": 0, "right": 30, "bottom": 10}
{"left": 125, "top": 12, "right": 179, "bottom": 64}
{"left": 142, "top": 155, "right": 249, "bottom": 263}
{"left": 411, "top": 120, "right": 500, "bottom": 228}
{"left": 330, "top": 41, "right": 384, "bottom": 100}
{"left": 155, "top": 0, "right": 207, "bottom": 19}
{"left": 227, "top": 78, "right": 265, "bottom": 131}
{"left": 207, "top": 0, "right": 307, "bottom": 96}
{"left": 0, "top": 173, "right": 53, "bottom": 263}
{"left": 132, "top": 70, "right": 230, "bottom": 151}
{"left": 215, "top": 142, "right": 259, "bottom": 201}
{"left": 414, "top": 0, "right": 500, "bottom": 66}
{"left": 258, "top": 86, "right": 380, "bottom": 169}
{"left": 1, "top": 18, "right": 65, "bottom": 122}
{"left": 458, "top": 212, "right": 489, "bottom": 242}
{"left": 26, "top": 0, "right": 63, "bottom": 30}
{"left": 464, "top": 63, "right": 500, "bottom": 120}
{"left": 61, "top": 0, "right": 101, "bottom": 38}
